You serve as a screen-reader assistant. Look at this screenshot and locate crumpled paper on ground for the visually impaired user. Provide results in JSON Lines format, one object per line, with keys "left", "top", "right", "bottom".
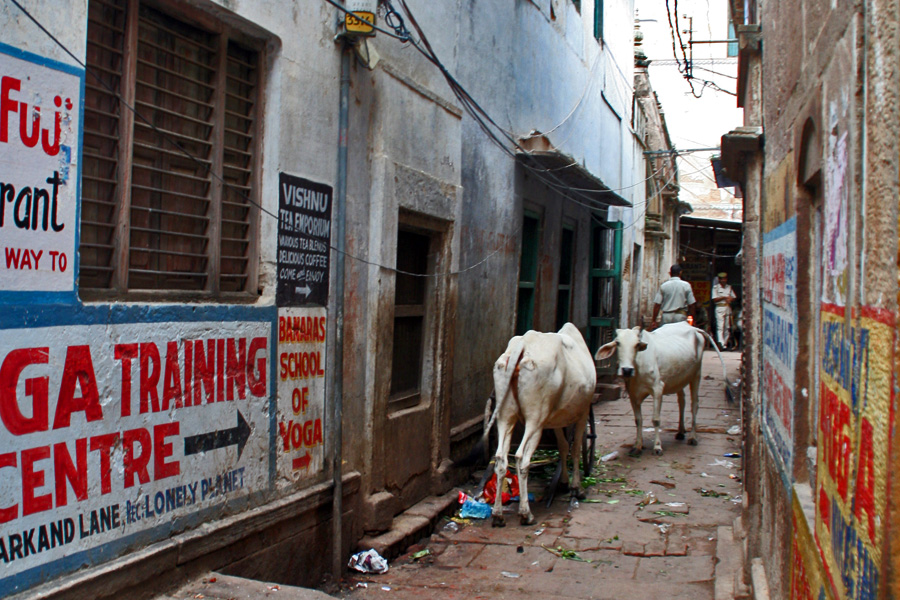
{"left": 348, "top": 549, "right": 389, "bottom": 574}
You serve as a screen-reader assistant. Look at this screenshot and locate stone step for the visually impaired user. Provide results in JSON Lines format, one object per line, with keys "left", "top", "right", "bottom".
{"left": 160, "top": 573, "right": 334, "bottom": 600}
{"left": 355, "top": 490, "right": 459, "bottom": 561}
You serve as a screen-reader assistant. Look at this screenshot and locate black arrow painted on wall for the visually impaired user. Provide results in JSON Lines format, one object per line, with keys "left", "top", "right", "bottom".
{"left": 184, "top": 410, "right": 251, "bottom": 460}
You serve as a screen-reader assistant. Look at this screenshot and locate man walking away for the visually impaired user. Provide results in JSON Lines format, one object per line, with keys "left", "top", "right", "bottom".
{"left": 651, "top": 264, "right": 697, "bottom": 328}
{"left": 712, "top": 272, "right": 736, "bottom": 349}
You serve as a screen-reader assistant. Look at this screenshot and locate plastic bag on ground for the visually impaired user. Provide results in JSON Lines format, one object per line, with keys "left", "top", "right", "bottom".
{"left": 482, "top": 470, "right": 519, "bottom": 505}
{"left": 348, "top": 549, "right": 389, "bottom": 574}
{"left": 459, "top": 499, "right": 492, "bottom": 519}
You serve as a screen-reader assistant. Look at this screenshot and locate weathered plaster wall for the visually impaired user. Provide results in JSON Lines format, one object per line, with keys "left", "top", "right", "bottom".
{"left": 451, "top": 0, "right": 644, "bottom": 430}
{"left": 0, "top": 1, "right": 350, "bottom": 595}
{"left": 743, "top": 0, "right": 900, "bottom": 597}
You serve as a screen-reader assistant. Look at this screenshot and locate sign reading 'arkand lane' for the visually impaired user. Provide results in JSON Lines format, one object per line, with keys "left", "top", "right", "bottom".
{"left": 276, "top": 173, "right": 332, "bottom": 307}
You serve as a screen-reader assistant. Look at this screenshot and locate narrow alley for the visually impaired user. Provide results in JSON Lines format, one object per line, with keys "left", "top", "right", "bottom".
{"left": 3, "top": 0, "right": 898, "bottom": 598}
{"left": 335, "top": 350, "right": 744, "bottom": 600}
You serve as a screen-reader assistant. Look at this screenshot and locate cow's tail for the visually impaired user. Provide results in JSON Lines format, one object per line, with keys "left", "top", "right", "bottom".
{"left": 453, "top": 338, "right": 526, "bottom": 467}
{"left": 693, "top": 326, "right": 740, "bottom": 402}
{"left": 484, "top": 336, "right": 525, "bottom": 438}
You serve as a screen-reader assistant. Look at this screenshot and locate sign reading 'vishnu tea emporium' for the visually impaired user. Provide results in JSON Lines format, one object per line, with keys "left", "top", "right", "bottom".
{"left": 276, "top": 173, "right": 333, "bottom": 307}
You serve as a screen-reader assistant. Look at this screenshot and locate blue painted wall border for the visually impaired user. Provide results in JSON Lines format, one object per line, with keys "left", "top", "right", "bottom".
{"left": 2, "top": 488, "right": 270, "bottom": 596}
{"left": 0, "top": 40, "right": 85, "bottom": 305}
{"left": 762, "top": 215, "right": 797, "bottom": 244}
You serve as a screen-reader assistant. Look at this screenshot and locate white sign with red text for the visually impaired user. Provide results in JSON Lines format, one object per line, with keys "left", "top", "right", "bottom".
{"left": 0, "top": 46, "right": 81, "bottom": 293}
{"left": 276, "top": 308, "right": 326, "bottom": 483}
{"left": 0, "top": 321, "right": 270, "bottom": 580}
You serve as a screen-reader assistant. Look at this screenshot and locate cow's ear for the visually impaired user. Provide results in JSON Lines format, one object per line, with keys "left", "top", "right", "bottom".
{"left": 595, "top": 341, "right": 617, "bottom": 361}
{"left": 636, "top": 342, "right": 648, "bottom": 352}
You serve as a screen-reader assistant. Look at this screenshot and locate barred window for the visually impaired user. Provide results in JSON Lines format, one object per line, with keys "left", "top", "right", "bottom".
{"left": 81, "top": 0, "right": 263, "bottom": 299}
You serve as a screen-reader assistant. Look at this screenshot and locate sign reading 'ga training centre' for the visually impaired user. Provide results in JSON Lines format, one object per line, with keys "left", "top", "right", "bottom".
{"left": 277, "top": 173, "right": 332, "bottom": 307}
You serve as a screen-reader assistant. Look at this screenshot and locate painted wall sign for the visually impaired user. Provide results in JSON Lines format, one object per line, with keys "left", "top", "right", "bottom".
{"left": 792, "top": 492, "right": 832, "bottom": 600}
{"left": 761, "top": 218, "right": 797, "bottom": 478}
{"left": 276, "top": 308, "right": 326, "bottom": 483}
{"left": 815, "top": 305, "right": 892, "bottom": 600}
{"left": 0, "top": 320, "right": 270, "bottom": 593}
{"left": 276, "top": 173, "right": 332, "bottom": 307}
{"left": 0, "top": 43, "right": 82, "bottom": 295}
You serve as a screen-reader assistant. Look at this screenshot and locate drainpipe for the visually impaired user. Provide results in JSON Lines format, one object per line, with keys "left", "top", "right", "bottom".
{"left": 331, "top": 40, "right": 350, "bottom": 582}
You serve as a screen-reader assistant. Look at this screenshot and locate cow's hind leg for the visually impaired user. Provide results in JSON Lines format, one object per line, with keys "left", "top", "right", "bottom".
{"left": 553, "top": 428, "right": 571, "bottom": 491}
{"left": 491, "top": 417, "right": 515, "bottom": 527}
{"left": 652, "top": 380, "right": 665, "bottom": 455}
{"left": 675, "top": 389, "right": 687, "bottom": 440}
{"left": 688, "top": 373, "right": 701, "bottom": 445}
{"left": 515, "top": 423, "right": 543, "bottom": 526}
{"left": 569, "top": 415, "right": 587, "bottom": 499}
{"left": 630, "top": 397, "right": 644, "bottom": 455}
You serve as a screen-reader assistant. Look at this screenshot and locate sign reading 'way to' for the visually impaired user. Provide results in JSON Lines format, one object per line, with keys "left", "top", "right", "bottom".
{"left": 277, "top": 173, "right": 333, "bottom": 307}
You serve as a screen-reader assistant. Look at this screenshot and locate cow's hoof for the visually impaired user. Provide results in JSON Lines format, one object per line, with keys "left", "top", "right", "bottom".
{"left": 573, "top": 488, "right": 587, "bottom": 500}
{"left": 520, "top": 513, "right": 535, "bottom": 526}
{"left": 653, "top": 447, "right": 664, "bottom": 456}
{"left": 688, "top": 438, "right": 698, "bottom": 446}
{"left": 675, "top": 431, "right": 686, "bottom": 441}
{"left": 629, "top": 446, "right": 643, "bottom": 457}
{"left": 492, "top": 515, "right": 506, "bottom": 528}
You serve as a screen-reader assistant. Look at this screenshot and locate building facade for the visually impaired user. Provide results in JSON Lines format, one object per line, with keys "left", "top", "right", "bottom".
{"left": 0, "top": 0, "right": 655, "bottom": 597}
{"left": 723, "top": 0, "right": 899, "bottom": 597}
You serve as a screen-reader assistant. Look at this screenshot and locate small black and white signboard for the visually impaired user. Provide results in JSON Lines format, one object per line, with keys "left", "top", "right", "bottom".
{"left": 277, "top": 173, "right": 332, "bottom": 307}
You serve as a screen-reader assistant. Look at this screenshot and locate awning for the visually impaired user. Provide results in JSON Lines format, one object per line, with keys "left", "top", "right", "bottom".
{"left": 516, "top": 135, "right": 631, "bottom": 207}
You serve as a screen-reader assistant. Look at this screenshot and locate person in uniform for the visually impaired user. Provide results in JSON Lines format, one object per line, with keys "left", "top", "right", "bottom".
{"left": 712, "top": 271, "right": 736, "bottom": 348}
{"left": 651, "top": 264, "right": 697, "bottom": 328}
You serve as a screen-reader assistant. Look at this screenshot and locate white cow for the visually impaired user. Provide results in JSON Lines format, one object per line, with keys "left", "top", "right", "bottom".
{"left": 486, "top": 323, "right": 597, "bottom": 526}
{"left": 594, "top": 322, "right": 729, "bottom": 455}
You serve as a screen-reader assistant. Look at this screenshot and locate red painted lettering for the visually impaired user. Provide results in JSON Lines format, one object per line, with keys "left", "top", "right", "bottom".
{"left": 21, "top": 446, "right": 52, "bottom": 516}
{"left": 162, "top": 341, "right": 183, "bottom": 410}
{"left": 114, "top": 343, "right": 138, "bottom": 417}
{"left": 90, "top": 433, "right": 119, "bottom": 495}
{"left": 53, "top": 439, "right": 87, "bottom": 507}
{"left": 0, "top": 452, "right": 17, "bottom": 523}
{"left": 226, "top": 338, "right": 247, "bottom": 401}
{"left": 216, "top": 339, "right": 225, "bottom": 402}
{"left": 0, "top": 347, "right": 49, "bottom": 435}
{"left": 53, "top": 345, "right": 103, "bottom": 429}
{"left": 855, "top": 417, "right": 876, "bottom": 544}
{"left": 153, "top": 422, "right": 180, "bottom": 481}
{"left": 194, "top": 339, "right": 215, "bottom": 405}
{"left": 247, "top": 337, "right": 267, "bottom": 396}
{"left": 139, "top": 343, "right": 161, "bottom": 413}
{"left": 123, "top": 428, "right": 151, "bottom": 488}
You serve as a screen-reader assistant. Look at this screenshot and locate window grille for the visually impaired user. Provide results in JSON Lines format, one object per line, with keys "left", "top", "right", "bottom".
{"left": 81, "top": 0, "right": 262, "bottom": 298}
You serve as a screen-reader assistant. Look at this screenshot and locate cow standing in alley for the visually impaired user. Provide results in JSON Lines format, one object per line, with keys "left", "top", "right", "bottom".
{"left": 486, "top": 323, "right": 597, "bottom": 527}
{"left": 594, "top": 322, "right": 730, "bottom": 456}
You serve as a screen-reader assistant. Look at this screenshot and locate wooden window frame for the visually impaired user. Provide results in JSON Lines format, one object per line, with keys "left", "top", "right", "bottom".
{"left": 80, "top": 0, "right": 265, "bottom": 302}
{"left": 388, "top": 226, "right": 434, "bottom": 411}
{"left": 555, "top": 223, "right": 575, "bottom": 330}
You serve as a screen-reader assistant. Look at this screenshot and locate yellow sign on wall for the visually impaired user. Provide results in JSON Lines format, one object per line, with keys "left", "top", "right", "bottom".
{"left": 344, "top": 0, "right": 377, "bottom": 35}
{"left": 815, "top": 305, "right": 892, "bottom": 599}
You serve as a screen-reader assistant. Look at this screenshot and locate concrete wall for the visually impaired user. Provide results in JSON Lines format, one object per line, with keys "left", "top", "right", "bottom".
{"left": 729, "top": 0, "right": 900, "bottom": 597}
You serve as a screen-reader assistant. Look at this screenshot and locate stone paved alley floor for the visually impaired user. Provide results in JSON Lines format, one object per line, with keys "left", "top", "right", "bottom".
{"left": 338, "top": 350, "right": 745, "bottom": 600}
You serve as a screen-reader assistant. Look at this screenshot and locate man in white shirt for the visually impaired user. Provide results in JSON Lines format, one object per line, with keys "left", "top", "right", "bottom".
{"left": 651, "top": 265, "right": 697, "bottom": 328}
{"left": 712, "top": 272, "right": 737, "bottom": 348}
